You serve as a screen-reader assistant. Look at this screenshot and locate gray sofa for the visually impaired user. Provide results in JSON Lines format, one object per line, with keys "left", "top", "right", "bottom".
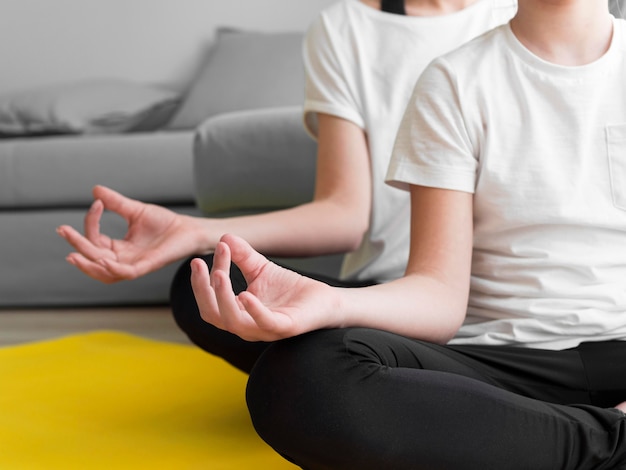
{"left": 6, "top": 1, "right": 623, "bottom": 308}
{"left": 0, "top": 131, "right": 198, "bottom": 307}
{"left": 0, "top": 28, "right": 336, "bottom": 307}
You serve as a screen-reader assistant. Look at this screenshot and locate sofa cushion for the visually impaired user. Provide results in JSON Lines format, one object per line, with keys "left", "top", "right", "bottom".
{"left": 0, "top": 206, "right": 202, "bottom": 307}
{"left": 0, "top": 131, "right": 195, "bottom": 208}
{"left": 0, "top": 79, "right": 180, "bottom": 137}
{"left": 167, "top": 29, "right": 305, "bottom": 130}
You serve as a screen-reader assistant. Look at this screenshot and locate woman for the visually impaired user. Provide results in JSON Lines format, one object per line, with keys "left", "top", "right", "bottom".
{"left": 57, "top": 0, "right": 516, "bottom": 371}
{"left": 190, "top": 0, "right": 626, "bottom": 467}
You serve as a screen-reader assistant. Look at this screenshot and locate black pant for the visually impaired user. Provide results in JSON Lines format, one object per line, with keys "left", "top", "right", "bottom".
{"left": 170, "top": 256, "right": 626, "bottom": 469}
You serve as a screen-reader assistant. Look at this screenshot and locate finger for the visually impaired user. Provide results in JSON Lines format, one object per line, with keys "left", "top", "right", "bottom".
{"left": 93, "top": 185, "right": 144, "bottom": 223}
{"left": 190, "top": 258, "right": 222, "bottom": 328}
{"left": 97, "top": 258, "right": 145, "bottom": 281}
{"left": 66, "top": 253, "right": 119, "bottom": 283}
{"left": 93, "top": 184, "right": 124, "bottom": 203}
{"left": 84, "top": 199, "right": 105, "bottom": 244}
{"left": 212, "top": 269, "right": 251, "bottom": 333}
{"left": 57, "top": 225, "right": 113, "bottom": 262}
{"left": 221, "top": 234, "right": 269, "bottom": 282}
{"left": 239, "top": 292, "right": 293, "bottom": 338}
{"left": 210, "top": 241, "right": 231, "bottom": 289}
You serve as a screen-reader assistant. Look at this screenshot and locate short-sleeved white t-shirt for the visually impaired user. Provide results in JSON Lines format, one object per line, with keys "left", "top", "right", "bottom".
{"left": 303, "top": 0, "right": 516, "bottom": 282}
{"left": 387, "top": 19, "right": 626, "bottom": 349}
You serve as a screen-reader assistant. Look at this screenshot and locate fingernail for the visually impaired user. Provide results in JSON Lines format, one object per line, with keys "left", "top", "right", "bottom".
{"left": 190, "top": 259, "right": 199, "bottom": 273}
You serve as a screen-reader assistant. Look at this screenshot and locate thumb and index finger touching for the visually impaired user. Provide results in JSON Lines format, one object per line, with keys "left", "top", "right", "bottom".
{"left": 57, "top": 185, "right": 137, "bottom": 256}
{"left": 195, "top": 234, "right": 271, "bottom": 301}
{"left": 214, "top": 234, "right": 270, "bottom": 283}
{"left": 92, "top": 185, "right": 143, "bottom": 220}
{"left": 57, "top": 185, "right": 132, "bottom": 243}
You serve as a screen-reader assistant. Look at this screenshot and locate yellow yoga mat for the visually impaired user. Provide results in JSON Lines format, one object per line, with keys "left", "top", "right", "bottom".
{"left": 0, "top": 331, "right": 297, "bottom": 470}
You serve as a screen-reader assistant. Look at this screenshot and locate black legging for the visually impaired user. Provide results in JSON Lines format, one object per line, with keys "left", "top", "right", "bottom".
{"left": 170, "top": 256, "right": 626, "bottom": 469}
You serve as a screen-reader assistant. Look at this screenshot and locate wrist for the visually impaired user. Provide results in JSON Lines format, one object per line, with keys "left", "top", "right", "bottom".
{"left": 181, "top": 214, "right": 220, "bottom": 255}
{"left": 325, "top": 284, "right": 353, "bottom": 329}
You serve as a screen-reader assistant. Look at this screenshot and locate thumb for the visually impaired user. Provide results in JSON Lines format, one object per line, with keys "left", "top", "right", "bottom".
{"left": 220, "top": 234, "right": 270, "bottom": 282}
{"left": 93, "top": 185, "right": 143, "bottom": 219}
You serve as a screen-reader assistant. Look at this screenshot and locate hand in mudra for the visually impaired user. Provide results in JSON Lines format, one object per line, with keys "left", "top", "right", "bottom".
{"left": 57, "top": 185, "right": 201, "bottom": 283}
{"left": 191, "top": 234, "right": 337, "bottom": 342}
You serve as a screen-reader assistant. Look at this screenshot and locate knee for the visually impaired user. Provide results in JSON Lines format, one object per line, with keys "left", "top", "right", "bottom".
{"left": 246, "top": 328, "right": 377, "bottom": 467}
{"left": 246, "top": 331, "right": 332, "bottom": 464}
{"left": 246, "top": 327, "right": 389, "bottom": 419}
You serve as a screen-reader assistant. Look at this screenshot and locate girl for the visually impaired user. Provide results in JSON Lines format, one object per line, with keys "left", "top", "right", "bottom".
{"left": 58, "top": 0, "right": 517, "bottom": 372}
{"left": 190, "top": 0, "right": 626, "bottom": 467}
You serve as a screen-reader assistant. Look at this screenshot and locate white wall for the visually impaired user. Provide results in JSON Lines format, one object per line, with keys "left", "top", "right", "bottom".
{"left": 0, "top": 0, "right": 336, "bottom": 93}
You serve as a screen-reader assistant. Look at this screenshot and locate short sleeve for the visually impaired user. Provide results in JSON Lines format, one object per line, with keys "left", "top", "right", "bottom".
{"left": 302, "top": 15, "right": 365, "bottom": 139}
{"left": 386, "top": 58, "right": 478, "bottom": 193}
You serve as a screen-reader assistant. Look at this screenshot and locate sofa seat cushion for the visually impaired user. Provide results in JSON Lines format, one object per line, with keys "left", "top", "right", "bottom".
{"left": 0, "top": 206, "right": 202, "bottom": 307}
{"left": 0, "top": 131, "right": 195, "bottom": 208}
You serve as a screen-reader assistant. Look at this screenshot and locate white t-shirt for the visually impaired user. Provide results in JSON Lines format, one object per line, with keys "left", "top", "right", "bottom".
{"left": 387, "top": 18, "right": 626, "bottom": 350}
{"left": 302, "top": 0, "right": 516, "bottom": 282}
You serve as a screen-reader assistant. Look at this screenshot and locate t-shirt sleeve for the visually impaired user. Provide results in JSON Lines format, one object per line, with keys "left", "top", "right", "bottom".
{"left": 386, "top": 57, "right": 477, "bottom": 194}
{"left": 302, "top": 15, "right": 365, "bottom": 139}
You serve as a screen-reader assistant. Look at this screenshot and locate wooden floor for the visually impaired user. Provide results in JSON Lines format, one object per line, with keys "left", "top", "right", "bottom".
{"left": 0, "top": 305, "right": 191, "bottom": 347}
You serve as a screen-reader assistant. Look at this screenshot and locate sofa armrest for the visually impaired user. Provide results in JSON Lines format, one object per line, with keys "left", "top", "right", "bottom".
{"left": 193, "top": 106, "right": 317, "bottom": 214}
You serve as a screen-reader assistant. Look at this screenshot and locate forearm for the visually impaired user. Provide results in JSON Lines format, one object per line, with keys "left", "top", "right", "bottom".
{"left": 190, "top": 199, "right": 367, "bottom": 258}
{"left": 190, "top": 114, "right": 371, "bottom": 258}
{"left": 331, "top": 274, "right": 468, "bottom": 344}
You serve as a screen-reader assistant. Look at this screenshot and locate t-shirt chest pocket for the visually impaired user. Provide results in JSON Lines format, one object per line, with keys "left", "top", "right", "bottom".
{"left": 606, "top": 123, "right": 626, "bottom": 211}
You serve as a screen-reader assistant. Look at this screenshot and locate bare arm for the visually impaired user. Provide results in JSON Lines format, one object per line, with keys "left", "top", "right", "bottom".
{"left": 57, "top": 114, "right": 372, "bottom": 281}
{"left": 332, "top": 185, "right": 473, "bottom": 342}
{"left": 191, "top": 184, "right": 473, "bottom": 343}
{"left": 195, "top": 113, "right": 372, "bottom": 257}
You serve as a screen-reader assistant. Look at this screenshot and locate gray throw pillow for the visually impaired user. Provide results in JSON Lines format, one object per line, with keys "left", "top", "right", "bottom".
{"left": 0, "top": 79, "right": 180, "bottom": 137}
{"left": 167, "top": 29, "right": 305, "bottom": 130}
